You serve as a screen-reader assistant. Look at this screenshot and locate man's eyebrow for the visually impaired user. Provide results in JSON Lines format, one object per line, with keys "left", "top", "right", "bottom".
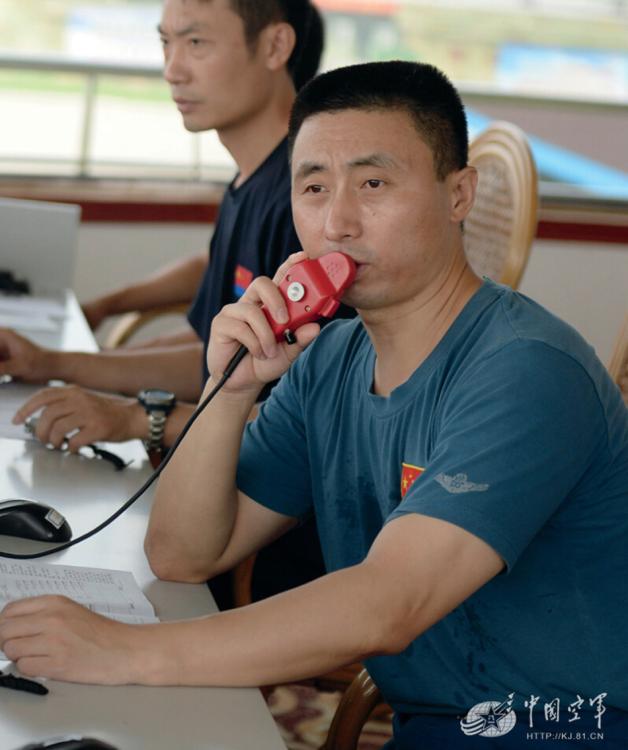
{"left": 157, "top": 22, "right": 210, "bottom": 37}
{"left": 294, "top": 153, "right": 399, "bottom": 180}
{"left": 294, "top": 161, "right": 327, "bottom": 180}
{"left": 348, "top": 153, "right": 398, "bottom": 170}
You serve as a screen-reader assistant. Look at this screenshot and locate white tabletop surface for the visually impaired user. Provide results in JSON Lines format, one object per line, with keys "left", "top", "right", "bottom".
{"left": 0, "top": 293, "right": 286, "bottom": 750}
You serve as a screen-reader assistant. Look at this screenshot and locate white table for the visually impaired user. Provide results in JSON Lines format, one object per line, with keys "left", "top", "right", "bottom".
{"left": 0, "top": 293, "right": 286, "bottom": 750}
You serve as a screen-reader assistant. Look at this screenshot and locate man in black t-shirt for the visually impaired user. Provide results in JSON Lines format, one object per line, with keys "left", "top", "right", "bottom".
{"left": 1, "top": 0, "right": 347, "bottom": 606}
{"left": 2, "top": 0, "right": 328, "bottom": 452}
{"left": 187, "top": 138, "right": 299, "bottom": 387}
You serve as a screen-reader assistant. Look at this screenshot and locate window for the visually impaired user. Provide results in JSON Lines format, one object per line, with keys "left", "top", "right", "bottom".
{"left": 1, "top": 0, "right": 627, "bottom": 199}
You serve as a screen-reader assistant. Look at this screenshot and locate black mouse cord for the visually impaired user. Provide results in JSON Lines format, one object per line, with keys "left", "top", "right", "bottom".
{"left": 0, "top": 669, "right": 49, "bottom": 695}
{"left": 0, "top": 346, "right": 249, "bottom": 560}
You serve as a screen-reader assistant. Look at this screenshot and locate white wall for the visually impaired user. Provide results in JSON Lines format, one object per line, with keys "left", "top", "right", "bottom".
{"left": 73, "top": 222, "right": 211, "bottom": 345}
{"left": 74, "top": 222, "right": 211, "bottom": 301}
{"left": 72, "top": 222, "right": 628, "bottom": 365}
{"left": 519, "top": 239, "right": 628, "bottom": 365}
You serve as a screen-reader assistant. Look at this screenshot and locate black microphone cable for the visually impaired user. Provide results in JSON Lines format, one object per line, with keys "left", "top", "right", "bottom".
{"left": 0, "top": 345, "right": 249, "bottom": 560}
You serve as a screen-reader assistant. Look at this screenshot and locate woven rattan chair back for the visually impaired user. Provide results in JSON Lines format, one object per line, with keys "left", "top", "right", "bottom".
{"left": 465, "top": 121, "right": 538, "bottom": 289}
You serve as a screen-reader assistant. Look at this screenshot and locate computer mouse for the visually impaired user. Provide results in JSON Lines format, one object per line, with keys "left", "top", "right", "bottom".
{"left": 17, "top": 737, "right": 118, "bottom": 750}
{"left": 0, "top": 499, "right": 72, "bottom": 543}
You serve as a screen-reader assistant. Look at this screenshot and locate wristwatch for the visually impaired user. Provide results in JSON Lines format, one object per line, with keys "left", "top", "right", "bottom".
{"left": 137, "top": 388, "right": 176, "bottom": 452}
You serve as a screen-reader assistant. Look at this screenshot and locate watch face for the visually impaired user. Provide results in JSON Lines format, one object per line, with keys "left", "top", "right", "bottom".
{"left": 140, "top": 388, "right": 175, "bottom": 406}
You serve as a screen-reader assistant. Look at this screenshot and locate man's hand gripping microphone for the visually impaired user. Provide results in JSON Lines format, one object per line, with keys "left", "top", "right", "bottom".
{"left": 223, "top": 252, "right": 356, "bottom": 377}
{"left": 263, "top": 252, "right": 356, "bottom": 344}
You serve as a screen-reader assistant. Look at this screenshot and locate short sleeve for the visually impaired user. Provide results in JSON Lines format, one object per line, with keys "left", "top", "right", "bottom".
{"left": 237, "top": 356, "right": 313, "bottom": 519}
{"left": 387, "top": 340, "right": 609, "bottom": 570}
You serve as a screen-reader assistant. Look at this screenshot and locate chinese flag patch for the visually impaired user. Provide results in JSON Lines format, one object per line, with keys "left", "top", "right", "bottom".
{"left": 401, "top": 462, "right": 425, "bottom": 498}
{"left": 234, "top": 264, "right": 254, "bottom": 297}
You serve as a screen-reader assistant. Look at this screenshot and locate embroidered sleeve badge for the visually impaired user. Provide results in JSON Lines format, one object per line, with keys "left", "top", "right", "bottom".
{"left": 435, "top": 472, "right": 490, "bottom": 494}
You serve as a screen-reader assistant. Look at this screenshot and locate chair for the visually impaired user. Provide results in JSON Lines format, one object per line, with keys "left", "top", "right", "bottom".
{"left": 465, "top": 120, "right": 539, "bottom": 289}
{"left": 608, "top": 313, "right": 628, "bottom": 405}
{"left": 320, "top": 667, "right": 385, "bottom": 750}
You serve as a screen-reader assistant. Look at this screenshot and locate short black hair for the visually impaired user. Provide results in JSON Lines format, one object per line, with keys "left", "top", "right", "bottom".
{"left": 288, "top": 60, "right": 469, "bottom": 179}
{"left": 228, "top": 0, "right": 324, "bottom": 91}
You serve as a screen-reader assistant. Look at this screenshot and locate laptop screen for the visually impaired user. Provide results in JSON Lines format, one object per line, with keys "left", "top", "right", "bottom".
{"left": 0, "top": 196, "right": 81, "bottom": 296}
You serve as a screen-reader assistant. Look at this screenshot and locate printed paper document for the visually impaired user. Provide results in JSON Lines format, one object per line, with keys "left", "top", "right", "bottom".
{"left": 0, "top": 560, "right": 159, "bottom": 625}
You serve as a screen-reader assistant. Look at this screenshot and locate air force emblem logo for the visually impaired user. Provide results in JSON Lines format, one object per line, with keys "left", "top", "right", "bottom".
{"left": 460, "top": 693, "right": 517, "bottom": 737}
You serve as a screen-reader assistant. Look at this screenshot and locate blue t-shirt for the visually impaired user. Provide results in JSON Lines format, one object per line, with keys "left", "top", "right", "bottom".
{"left": 188, "top": 138, "right": 299, "bottom": 384}
{"left": 237, "top": 280, "right": 628, "bottom": 724}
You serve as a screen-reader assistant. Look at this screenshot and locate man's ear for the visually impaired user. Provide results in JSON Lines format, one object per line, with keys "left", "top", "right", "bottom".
{"left": 449, "top": 166, "right": 477, "bottom": 223}
{"left": 260, "top": 21, "right": 296, "bottom": 73}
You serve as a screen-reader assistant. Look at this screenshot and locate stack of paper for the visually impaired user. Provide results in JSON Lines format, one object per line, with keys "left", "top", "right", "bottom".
{"left": 0, "top": 294, "right": 67, "bottom": 333}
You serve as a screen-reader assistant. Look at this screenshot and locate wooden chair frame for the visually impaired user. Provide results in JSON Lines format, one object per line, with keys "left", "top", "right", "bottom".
{"left": 320, "top": 668, "right": 384, "bottom": 750}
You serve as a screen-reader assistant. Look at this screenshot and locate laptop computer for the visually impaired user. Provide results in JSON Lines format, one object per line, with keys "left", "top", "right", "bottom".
{"left": 0, "top": 196, "right": 81, "bottom": 295}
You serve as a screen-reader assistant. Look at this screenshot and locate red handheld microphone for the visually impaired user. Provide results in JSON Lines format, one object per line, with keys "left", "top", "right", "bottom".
{"left": 263, "top": 252, "right": 356, "bottom": 344}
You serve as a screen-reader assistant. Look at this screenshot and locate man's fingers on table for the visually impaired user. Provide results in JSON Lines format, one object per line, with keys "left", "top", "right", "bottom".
{"left": 2, "top": 634, "right": 53, "bottom": 663}
{"left": 33, "top": 404, "right": 76, "bottom": 448}
{"left": 0, "top": 595, "right": 71, "bottom": 619}
{"left": 11, "top": 656, "right": 56, "bottom": 680}
{"left": 13, "top": 387, "right": 68, "bottom": 424}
